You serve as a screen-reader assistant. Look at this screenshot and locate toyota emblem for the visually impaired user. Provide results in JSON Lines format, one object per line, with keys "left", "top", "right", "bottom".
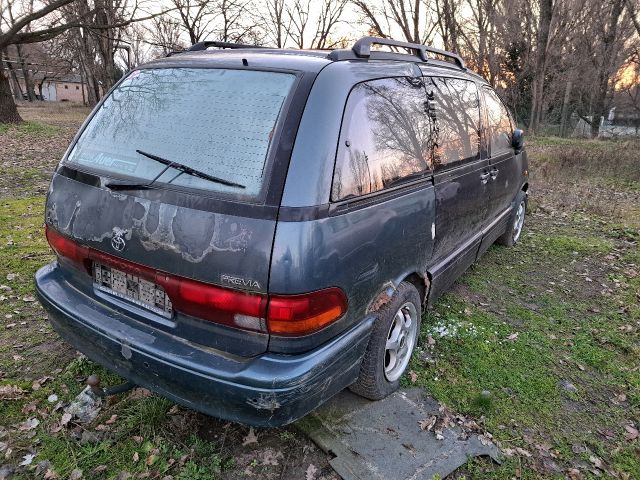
{"left": 111, "top": 232, "right": 126, "bottom": 252}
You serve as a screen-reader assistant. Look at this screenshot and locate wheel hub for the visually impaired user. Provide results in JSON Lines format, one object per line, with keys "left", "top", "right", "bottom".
{"left": 384, "top": 302, "right": 418, "bottom": 382}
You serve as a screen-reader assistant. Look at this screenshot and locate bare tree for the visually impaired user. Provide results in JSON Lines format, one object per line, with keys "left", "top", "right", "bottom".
{"left": 258, "top": 0, "right": 290, "bottom": 47}
{"left": 146, "top": 15, "right": 185, "bottom": 55}
{"left": 169, "top": 0, "right": 215, "bottom": 44}
{"left": 353, "top": 0, "right": 438, "bottom": 44}
{"left": 528, "top": 0, "right": 553, "bottom": 132}
{"left": 0, "top": 0, "right": 172, "bottom": 121}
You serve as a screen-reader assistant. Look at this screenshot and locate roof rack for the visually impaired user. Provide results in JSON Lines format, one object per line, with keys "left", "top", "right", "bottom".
{"left": 188, "top": 41, "right": 267, "bottom": 52}
{"left": 329, "top": 36, "right": 466, "bottom": 70}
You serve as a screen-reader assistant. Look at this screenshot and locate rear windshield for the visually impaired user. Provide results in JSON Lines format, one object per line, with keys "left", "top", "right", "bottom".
{"left": 64, "top": 68, "right": 296, "bottom": 198}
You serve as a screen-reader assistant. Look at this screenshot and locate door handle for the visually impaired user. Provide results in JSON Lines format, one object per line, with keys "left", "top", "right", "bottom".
{"left": 480, "top": 172, "right": 490, "bottom": 184}
{"left": 490, "top": 168, "right": 499, "bottom": 180}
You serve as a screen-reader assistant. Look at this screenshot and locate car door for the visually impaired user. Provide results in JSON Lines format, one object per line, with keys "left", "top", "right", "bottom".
{"left": 483, "top": 87, "right": 519, "bottom": 224}
{"left": 424, "top": 76, "right": 490, "bottom": 301}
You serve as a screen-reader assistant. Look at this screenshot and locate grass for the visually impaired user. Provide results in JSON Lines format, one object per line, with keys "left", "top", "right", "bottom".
{"left": 404, "top": 141, "right": 640, "bottom": 477}
{"left": 530, "top": 135, "right": 640, "bottom": 192}
{"left": 1, "top": 109, "right": 638, "bottom": 479}
{"left": 0, "top": 121, "right": 62, "bottom": 137}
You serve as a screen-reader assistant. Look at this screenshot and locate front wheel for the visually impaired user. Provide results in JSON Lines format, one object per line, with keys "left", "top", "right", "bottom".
{"left": 350, "top": 282, "right": 421, "bottom": 400}
{"left": 497, "top": 190, "right": 527, "bottom": 247}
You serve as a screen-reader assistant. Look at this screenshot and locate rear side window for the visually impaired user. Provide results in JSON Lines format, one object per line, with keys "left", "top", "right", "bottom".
{"left": 426, "top": 77, "right": 480, "bottom": 169}
{"left": 331, "top": 77, "right": 431, "bottom": 201}
{"left": 65, "top": 68, "right": 296, "bottom": 199}
{"left": 484, "top": 88, "right": 513, "bottom": 156}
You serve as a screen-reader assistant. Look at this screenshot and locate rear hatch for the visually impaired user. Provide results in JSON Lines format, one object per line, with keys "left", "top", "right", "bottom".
{"left": 45, "top": 66, "right": 298, "bottom": 356}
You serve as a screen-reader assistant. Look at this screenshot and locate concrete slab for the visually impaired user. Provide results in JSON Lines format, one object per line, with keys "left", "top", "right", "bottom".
{"left": 296, "top": 389, "right": 500, "bottom": 480}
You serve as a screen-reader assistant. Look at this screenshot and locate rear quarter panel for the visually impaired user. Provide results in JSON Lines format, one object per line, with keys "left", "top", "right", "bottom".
{"left": 272, "top": 61, "right": 436, "bottom": 352}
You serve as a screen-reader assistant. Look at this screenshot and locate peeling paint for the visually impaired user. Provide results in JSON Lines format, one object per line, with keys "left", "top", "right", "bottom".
{"left": 44, "top": 174, "right": 273, "bottom": 291}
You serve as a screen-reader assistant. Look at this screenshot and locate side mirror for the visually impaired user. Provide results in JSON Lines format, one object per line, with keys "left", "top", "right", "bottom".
{"left": 512, "top": 128, "right": 524, "bottom": 153}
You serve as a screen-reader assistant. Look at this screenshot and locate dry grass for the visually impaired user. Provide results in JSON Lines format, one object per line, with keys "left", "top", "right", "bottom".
{"left": 15, "top": 101, "right": 91, "bottom": 128}
{"left": 528, "top": 137, "right": 640, "bottom": 225}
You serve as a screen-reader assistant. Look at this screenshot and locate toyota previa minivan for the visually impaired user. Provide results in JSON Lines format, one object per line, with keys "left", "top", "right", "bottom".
{"left": 36, "top": 37, "right": 528, "bottom": 426}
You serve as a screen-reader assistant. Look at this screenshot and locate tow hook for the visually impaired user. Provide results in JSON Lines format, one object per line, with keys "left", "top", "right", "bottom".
{"left": 86, "top": 374, "right": 136, "bottom": 398}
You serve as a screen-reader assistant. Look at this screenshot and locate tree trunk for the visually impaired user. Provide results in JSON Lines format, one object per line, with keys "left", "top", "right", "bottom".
{"left": 529, "top": 0, "right": 553, "bottom": 133}
{"left": 16, "top": 45, "right": 37, "bottom": 101}
{"left": 0, "top": 71, "right": 23, "bottom": 123}
{"left": 590, "top": 0, "right": 626, "bottom": 138}
{"left": 560, "top": 80, "right": 572, "bottom": 137}
{"left": 2, "top": 49, "right": 24, "bottom": 100}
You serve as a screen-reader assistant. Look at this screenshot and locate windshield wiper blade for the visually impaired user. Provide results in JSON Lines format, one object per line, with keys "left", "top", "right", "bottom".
{"left": 135, "top": 149, "right": 246, "bottom": 189}
{"left": 105, "top": 150, "right": 246, "bottom": 191}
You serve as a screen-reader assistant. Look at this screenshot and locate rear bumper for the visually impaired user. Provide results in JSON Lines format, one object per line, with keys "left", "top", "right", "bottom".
{"left": 35, "top": 263, "right": 374, "bottom": 427}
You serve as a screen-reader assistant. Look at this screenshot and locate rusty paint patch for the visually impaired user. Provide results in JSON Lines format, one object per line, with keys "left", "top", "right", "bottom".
{"left": 367, "top": 282, "right": 396, "bottom": 313}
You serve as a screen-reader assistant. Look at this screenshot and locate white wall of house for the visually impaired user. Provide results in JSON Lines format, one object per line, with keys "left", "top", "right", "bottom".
{"left": 41, "top": 81, "right": 57, "bottom": 101}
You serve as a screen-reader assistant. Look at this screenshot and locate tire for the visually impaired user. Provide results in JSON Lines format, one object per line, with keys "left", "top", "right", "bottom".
{"left": 497, "top": 190, "right": 527, "bottom": 247}
{"left": 350, "top": 282, "right": 421, "bottom": 400}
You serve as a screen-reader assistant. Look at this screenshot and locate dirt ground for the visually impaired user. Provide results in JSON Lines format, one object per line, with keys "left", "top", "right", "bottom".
{"left": 0, "top": 102, "right": 638, "bottom": 479}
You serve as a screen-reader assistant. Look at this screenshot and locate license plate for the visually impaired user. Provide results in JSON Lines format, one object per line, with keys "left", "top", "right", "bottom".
{"left": 93, "top": 262, "right": 173, "bottom": 318}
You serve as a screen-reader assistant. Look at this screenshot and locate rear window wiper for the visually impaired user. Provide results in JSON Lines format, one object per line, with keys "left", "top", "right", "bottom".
{"left": 106, "top": 149, "right": 246, "bottom": 190}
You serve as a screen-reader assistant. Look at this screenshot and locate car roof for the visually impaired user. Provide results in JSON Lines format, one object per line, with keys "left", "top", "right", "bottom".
{"left": 142, "top": 43, "right": 488, "bottom": 85}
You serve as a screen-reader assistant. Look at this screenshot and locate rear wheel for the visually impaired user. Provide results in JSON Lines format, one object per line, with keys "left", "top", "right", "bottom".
{"left": 350, "top": 282, "right": 421, "bottom": 400}
{"left": 497, "top": 190, "right": 527, "bottom": 247}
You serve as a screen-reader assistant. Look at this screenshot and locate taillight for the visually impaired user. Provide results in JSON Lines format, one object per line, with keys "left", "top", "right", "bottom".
{"left": 163, "top": 275, "right": 268, "bottom": 332}
{"left": 44, "top": 225, "right": 347, "bottom": 336}
{"left": 45, "top": 225, "right": 90, "bottom": 273}
{"left": 267, "top": 288, "right": 347, "bottom": 336}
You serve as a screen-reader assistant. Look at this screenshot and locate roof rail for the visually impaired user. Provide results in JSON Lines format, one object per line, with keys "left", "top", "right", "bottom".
{"left": 330, "top": 36, "right": 466, "bottom": 70}
{"left": 188, "top": 41, "right": 267, "bottom": 52}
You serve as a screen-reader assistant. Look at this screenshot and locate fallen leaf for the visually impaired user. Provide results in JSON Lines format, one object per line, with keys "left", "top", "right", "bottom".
{"left": 502, "top": 448, "right": 515, "bottom": 457}
{"left": 506, "top": 332, "right": 519, "bottom": 341}
{"left": 305, "top": 464, "right": 318, "bottom": 480}
{"left": 105, "top": 414, "right": 118, "bottom": 425}
{"left": 260, "top": 449, "right": 283, "bottom": 466}
{"left": 0, "top": 384, "right": 24, "bottom": 400}
{"left": 589, "top": 455, "right": 604, "bottom": 469}
{"left": 93, "top": 466, "right": 107, "bottom": 474}
{"left": 409, "top": 370, "right": 418, "bottom": 383}
{"left": 132, "top": 436, "right": 143, "bottom": 444}
{"left": 515, "top": 447, "right": 532, "bottom": 458}
{"left": 18, "top": 418, "right": 40, "bottom": 431}
{"left": 68, "top": 468, "right": 83, "bottom": 480}
{"left": 61, "top": 413, "right": 72, "bottom": 426}
{"left": 624, "top": 425, "right": 638, "bottom": 441}
{"left": 132, "top": 451, "right": 139, "bottom": 463}
{"left": 242, "top": 427, "right": 258, "bottom": 446}
{"left": 44, "top": 469, "right": 59, "bottom": 479}
{"left": 418, "top": 416, "right": 437, "bottom": 431}
{"left": 145, "top": 454, "right": 157, "bottom": 466}
{"left": 19, "top": 453, "right": 36, "bottom": 466}
{"left": 567, "top": 468, "right": 582, "bottom": 479}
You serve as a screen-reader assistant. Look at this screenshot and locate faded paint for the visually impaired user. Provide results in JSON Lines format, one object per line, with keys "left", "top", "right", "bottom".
{"left": 46, "top": 174, "right": 274, "bottom": 292}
